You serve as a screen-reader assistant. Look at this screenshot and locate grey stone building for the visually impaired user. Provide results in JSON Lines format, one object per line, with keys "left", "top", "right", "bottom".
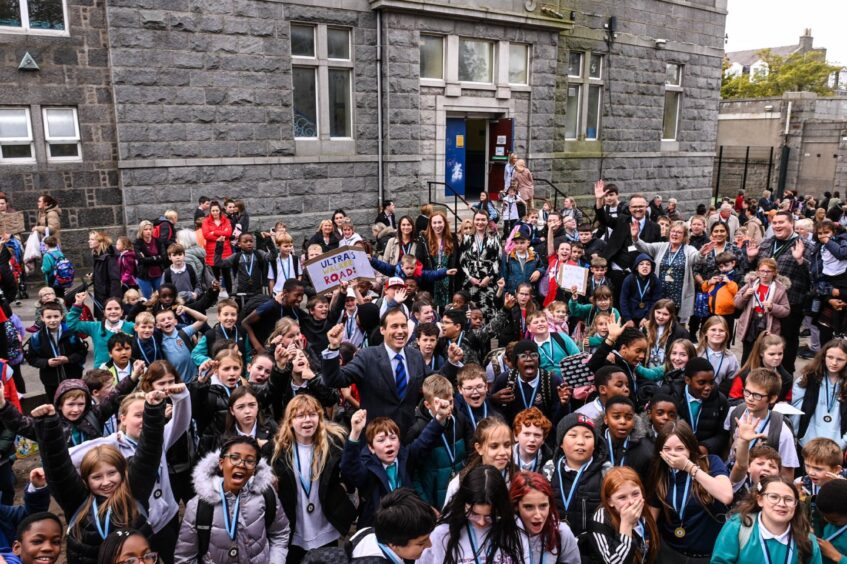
{"left": 1, "top": 0, "right": 727, "bottom": 265}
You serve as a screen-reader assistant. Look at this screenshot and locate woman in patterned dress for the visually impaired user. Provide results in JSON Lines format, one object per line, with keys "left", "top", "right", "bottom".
{"left": 460, "top": 210, "right": 501, "bottom": 317}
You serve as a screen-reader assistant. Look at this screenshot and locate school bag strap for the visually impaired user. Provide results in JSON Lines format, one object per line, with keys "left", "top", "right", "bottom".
{"left": 729, "top": 403, "right": 783, "bottom": 450}
{"left": 177, "top": 328, "right": 196, "bottom": 352}
{"left": 737, "top": 518, "right": 754, "bottom": 550}
{"left": 196, "top": 487, "right": 277, "bottom": 559}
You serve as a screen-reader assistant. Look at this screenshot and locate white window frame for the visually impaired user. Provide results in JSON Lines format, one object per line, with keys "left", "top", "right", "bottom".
{"left": 0, "top": 107, "right": 35, "bottom": 164}
{"left": 457, "top": 37, "right": 495, "bottom": 85}
{"left": 662, "top": 63, "right": 683, "bottom": 142}
{"left": 565, "top": 51, "right": 604, "bottom": 141}
{"left": 42, "top": 106, "right": 81, "bottom": 162}
{"left": 419, "top": 34, "right": 445, "bottom": 83}
{"left": 290, "top": 22, "right": 355, "bottom": 150}
{"left": 507, "top": 43, "right": 530, "bottom": 86}
{"left": 0, "top": 0, "right": 70, "bottom": 36}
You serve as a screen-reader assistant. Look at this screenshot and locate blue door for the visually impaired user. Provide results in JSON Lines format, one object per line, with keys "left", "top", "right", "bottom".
{"left": 445, "top": 118, "right": 466, "bottom": 197}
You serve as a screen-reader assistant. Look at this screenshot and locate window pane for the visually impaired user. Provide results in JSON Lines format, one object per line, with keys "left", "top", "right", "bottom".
{"left": 663, "top": 91, "right": 680, "bottom": 140}
{"left": 327, "top": 28, "right": 350, "bottom": 60}
{"left": 509, "top": 44, "right": 528, "bottom": 84}
{"left": 0, "top": 0, "right": 22, "bottom": 27}
{"left": 589, "top": 54, "right": 603, "bottom": 79}
{"left": 458, "top": 39, "right": 493, "bottom": 83}
{"left": 567, "top": 52, "right": 583, "bottom": 77}
{"left": 586, "top": 85, "right": 602, "bottom": 139}
{"left": 291, "top": 24, "right": 315, "bottom": 57}
{"left": 565, "top": 85, "right": 581, "bottom": 139}
{"left": 28, "top": 0, "right": 64, "bottom": 30}
{"left": 292, "top": 67, "right": 317, "bottom": 138}
{"left": 666, "top": 63, "right": 681, "bottom": 86}
{"left": 1, "top": 144, "right": 32, "bottom": 159}
{"left": 328, "top": 69, "right": 351, "bottom": 138}
{"left": 420, "top": 35, "right": 443, "bottom": 79}
{"left": 45, "top": 108, "right": 76, "bottom": 138}
{"left": 48, "top": 143, "right": 79, "bottom": 158}
{"left": 0, "top": 109, "right": 29, "bottom": 139}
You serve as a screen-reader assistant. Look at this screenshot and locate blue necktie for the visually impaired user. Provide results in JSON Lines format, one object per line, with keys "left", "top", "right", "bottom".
{"left": 394, "top": 353, "right": 407, "bottom": 399}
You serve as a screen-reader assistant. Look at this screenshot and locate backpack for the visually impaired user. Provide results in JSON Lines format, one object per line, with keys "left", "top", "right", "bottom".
{"left": 195, "top": 487, "right": 277, "bottom": 559}
{"left": 4, "top": 320, "right": 22, "bottom": 361}
{"left": 728, "top": 403, "right": 784, "bottom": 451}
{"left": 49, "top": 251, "right": 75, "bottom": 288}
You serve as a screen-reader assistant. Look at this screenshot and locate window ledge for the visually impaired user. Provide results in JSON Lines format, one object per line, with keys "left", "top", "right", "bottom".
{"left": 420, "top": 78, "right": 446, "bottom": 88}
{"left": 0, "top": 27, "right": 69, "bottom": 37}
{"left": 295, "top": 138, "right": 356, "bottom": 157}
{"left": 661, "top": 140, "right": 680, "bottom": 152}
{"left": 509, "top": 84, "right": 531, "bottom": 92}
{"left": 459, "top": 82, "right": 496, "bottom": 91}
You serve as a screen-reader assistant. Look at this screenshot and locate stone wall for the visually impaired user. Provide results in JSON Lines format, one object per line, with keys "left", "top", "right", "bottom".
{"left": 0, "top": 0, "right": 120, "bottom": 267}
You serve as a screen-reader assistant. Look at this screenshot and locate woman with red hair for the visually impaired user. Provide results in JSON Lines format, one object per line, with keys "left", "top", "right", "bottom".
{"left": 509, "top": 471, "right": 580, "bottom": 564}
{"left": 590, "top": 466, "right": 659, "bottom": 563}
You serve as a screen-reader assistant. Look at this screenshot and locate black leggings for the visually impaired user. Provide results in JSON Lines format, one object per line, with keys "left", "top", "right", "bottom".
{"left": 169, "top": 469, "right": 195, "bottom": 505}
{"left": 212, "top": 266, "right": 232, "bottom": 294}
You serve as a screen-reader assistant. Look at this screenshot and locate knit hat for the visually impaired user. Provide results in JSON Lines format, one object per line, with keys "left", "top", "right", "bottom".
{"left": 511, "top": 339, "right": 538, "bottom": 364}
{"left": 512, "top": 224, "right": 532, "bottom": 241}
{"left": 555, "top": 412, "right": 597, "bottom": 449}
{"left": 53, "top": 379, "right": 91, "bottom": 407}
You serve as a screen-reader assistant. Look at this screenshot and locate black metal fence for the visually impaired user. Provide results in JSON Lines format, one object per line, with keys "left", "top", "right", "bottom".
{"left": 712, "top": 145, "right": 776, "bottom": 202}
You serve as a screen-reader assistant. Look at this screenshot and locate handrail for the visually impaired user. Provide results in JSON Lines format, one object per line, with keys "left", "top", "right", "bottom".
{"left": 535, "top": 178, "right": 568, "bottom": 210}
{"left": 427, "top": 181, "right": 474, "bottom": 234}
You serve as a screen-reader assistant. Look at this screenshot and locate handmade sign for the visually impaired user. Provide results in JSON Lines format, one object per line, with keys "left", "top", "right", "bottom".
{"left": 558, "top": 264, "right": 589, "bottom": 296}
{"left": 304, "top": 246, "right": 376, "bottom": 295}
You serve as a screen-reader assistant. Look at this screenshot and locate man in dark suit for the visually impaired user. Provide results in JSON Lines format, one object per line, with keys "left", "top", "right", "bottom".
{"left": 594, "top": 180, "right": 661, "bottom": 302}
{"left": 375, "top": 200, "right": 397, "bottom": 229}
{"left": 321, "top": 307, "right": 463, "bottom": 438}
{"left": 594, "top": 181, "right": 629, "bottom": 240}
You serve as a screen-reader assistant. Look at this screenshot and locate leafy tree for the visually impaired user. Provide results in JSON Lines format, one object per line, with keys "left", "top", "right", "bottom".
{"left": 721, "top": 49, "right": 839, "bottom": 99}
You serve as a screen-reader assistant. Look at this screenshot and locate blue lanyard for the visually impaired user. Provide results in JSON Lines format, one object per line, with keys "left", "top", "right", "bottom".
{"left": 377, "top": 543, "right": 403, "bottom": 564}
{"left": 635, "top": 278, "right": 651, "bottom": 301}
{"left": 526, "top": 534, "right": 545, "bottom": 564}
{"left": 759, "top": 529, "right": 793, "bottom": 564}
{"left": 466, "top": 402, "right": 488, "bottom": 429}
{"left": 824, "top": 373, "right": 838, "bottom": 416}
{"left": 242, "top": 253, "right": 255, "bottom": 277}
{"left": 293, "top": 444, "right": 313, "bottom": 497}
{"left": 670, "top": 471, "right": 692, "bottom": 523}
{"left": 278, "top": 256, "right": 292, "bottom": 281}
{"left": 827, "top": 523, "right": 847, "bottom": 541}
{"left": 665, "top": 247, "right": 683, "bottom": 268}
{"left": 220, "top": 325, "right": 238, "bottom": 342}
{"left": 684, "top": 386, "right": 702, "bottom": 433}
{"left": 538, "top": 340, "right": 555, "bottom": 366}
{"left": 749, "top": 411, "right": 772, "bottom": 450}
{"left": 514, "top": 445, "right": 541, "bottom": 472}
{"left": 136, "top": 336, "right": 157, "bottom": 365}
{"left": 91, "top": 498, "right": 112, "bottom": 540}
{"left": 557, "top": 458, "right": 590, "bottom": 512}
{"left": 47, "top": 331, "right": 60, "bottom": 357}
{"left": 706, "top": 349, "right": 725, "bottom": 380}
{"left": 466, "top": 524, "right": 492, "bottom": 564}
{"left": 605, "top": 429, "right": 628, "bottom": 467}
{"left": 440, "top": 417, "right": 457, "bottom": 466}
{"left": 219, "top": 485, "right": 241, "bottom": 542}
{"left": 518, "top": 376, "right": 540, "bottom": 410}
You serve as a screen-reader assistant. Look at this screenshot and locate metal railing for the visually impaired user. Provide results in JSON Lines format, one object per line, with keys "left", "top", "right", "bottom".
{"left": 426, "top": 181, "right": 474, "bottom": 233}
{"left": 535, "top": 178, "right": 569, "bottom": 210}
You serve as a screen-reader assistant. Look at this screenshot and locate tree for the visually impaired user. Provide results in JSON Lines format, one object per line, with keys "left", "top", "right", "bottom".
{"left": 721, "top": 49, "right": 840, "bottom": 99}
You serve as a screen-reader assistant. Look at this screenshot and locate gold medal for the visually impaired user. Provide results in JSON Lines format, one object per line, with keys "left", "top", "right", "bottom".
{"left": 638, "top": 302, "right": 646, "bottom": 309}
{"left": 674, "top": 526, "right": 686, "bottom": 538}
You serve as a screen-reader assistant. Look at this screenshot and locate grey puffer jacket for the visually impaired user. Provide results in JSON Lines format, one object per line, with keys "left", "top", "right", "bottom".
{"left": 174, "top": 450, "right": 290, "bottom": 564}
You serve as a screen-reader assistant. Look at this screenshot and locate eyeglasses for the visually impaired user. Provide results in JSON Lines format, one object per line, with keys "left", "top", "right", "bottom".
{"left": 742, "top": 389, "right": 766, "bottom": 402}
{"left": 757, "top": 269, "right": 775, "bottom": 275}
{"left": 518, "top": 352, "right": 540, "bottom": 361}
{"left": 221, "top": 453, "right": 258, "bottom": 468}
{"left": 462, "top": 384, "right": 487, "bottom": 393}
{"left": 762, "top": 493, "right": 798, "bottom": 507}
{"left": 117, "top": 553, "right": 159, "bottom": 564}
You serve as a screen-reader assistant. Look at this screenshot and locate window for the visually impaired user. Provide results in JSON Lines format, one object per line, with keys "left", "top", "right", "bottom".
{"left": 458, "top": 38, "right": 493, "bottom": 83}
{"left": 42, "top": 107, "right": 80, "bottom": 160}
{"left": 565, "top": 51, "right": 604, "bottom": 140}
{"left": 419, "top": 34, "right": 444, "bottom": 80}
{"left": 0, "top": 107, "right": 34, "bottom": 162}
{"left": 508, "top": 44, "right": 529, "bottom": 85}
{"left": 0, "top": 0, "right": 67, "bottom": 33}
{"left": 662, "top": 63, "right": 683, "bottom": 140}
{"left": 290, "top": 23, "right": 353, "bottom": 141}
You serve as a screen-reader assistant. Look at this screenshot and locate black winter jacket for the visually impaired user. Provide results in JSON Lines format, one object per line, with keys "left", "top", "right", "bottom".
{"left": 133, "top": 237, "right": 167, "bottom": 281}
{"left": 25, "top": 323, "right": 87, "bottom": 389}
{"left": 545, "top": 453, "right": 609, "bottom": 536}
{"left": 92, "top": 246, "right": 122, "bottom": 303}
{"left": 594, "top": 415, "right": 655, "bottom": 478}
{"left": 662, "top": 379, "right": 729, "bottom": 455}
{"left": 35, "top": 402, "right": 164, "bottom": 564}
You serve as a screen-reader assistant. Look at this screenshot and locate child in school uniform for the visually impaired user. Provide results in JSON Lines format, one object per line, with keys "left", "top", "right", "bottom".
{"left": 813, "top": 479, "right": 847, "bottom": 564}
{"left": 214, "top": 232, "right": 269, "bottom": 297}
{"left": 511, "top": 407, "right": 553, "bottom": 474}
{"left": 574, "top": 365, "right": 631, "bottom": 421}
{"left": 697, "top": 315, "right": 740, "bottom": 392}
{"left": 728, "top": 413, "right": 783, "bottom": 504}
{"left": 596, "top": 396, "right": 655, "bottom": 477}
{"left": 796, "top": 438, "right": 844, "bottom": 509}
{"left": 618, "top": 253, "right": 663, "bottom": 324}
{"left": 792, "top": 339, "right": 847, "bottom": 449}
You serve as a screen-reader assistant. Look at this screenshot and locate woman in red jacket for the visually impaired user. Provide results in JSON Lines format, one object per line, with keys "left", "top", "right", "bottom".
{"left": 202, "top": 200, "right": 233, "bottom": 296}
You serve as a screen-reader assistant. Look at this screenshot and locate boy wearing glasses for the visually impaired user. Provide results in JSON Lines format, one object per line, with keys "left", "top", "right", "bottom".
{"left": 724, "top": 368, "right": 799, "bottom": 481}
{"left": 454, "top": 364, "right": 501, "bottom": 430}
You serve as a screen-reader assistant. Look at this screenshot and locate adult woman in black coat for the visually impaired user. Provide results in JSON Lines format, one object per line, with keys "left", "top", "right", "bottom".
{"left": 89, "top": 231, "right": 121, "bottom": 319}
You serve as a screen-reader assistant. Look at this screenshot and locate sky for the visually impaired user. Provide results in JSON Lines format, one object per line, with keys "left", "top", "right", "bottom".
{"left": 725, "top": 0, "right": 847, "bottom": 66}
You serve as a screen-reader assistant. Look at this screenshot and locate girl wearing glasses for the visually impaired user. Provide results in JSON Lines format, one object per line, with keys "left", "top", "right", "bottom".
{"left": 419, "top": 465, "right": 523, "bottom": 564}
{"left": 509, "top": 471, "right": 580, "bottom": 564}
{"left": 712, "top": 475, "right": 822, "bottom": 564}
{"left": 175, "top": 435, "right": 290, "bottom": 564}
{"left": 98, "top": 529, "right": 157, "bottom": 564}
{"left": 270, "top": 394, "right": 355, "bottom": 564}
{"left": 647, "top": 420, "right": 733, "bottom": 562}
{"left": 30, "top": 390, "right": 168, "bottom": 564}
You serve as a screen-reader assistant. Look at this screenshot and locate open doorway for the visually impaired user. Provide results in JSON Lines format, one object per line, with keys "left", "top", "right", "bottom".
{"left": 464, "top": 119, "right": 488, "bottom": 201}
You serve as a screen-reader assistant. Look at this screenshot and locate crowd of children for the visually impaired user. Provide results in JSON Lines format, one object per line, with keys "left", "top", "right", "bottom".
{"left": 0, "top": 184, "right": 846, "bottom": 564}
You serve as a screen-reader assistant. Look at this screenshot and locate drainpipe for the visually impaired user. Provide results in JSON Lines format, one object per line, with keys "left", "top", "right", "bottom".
{"left": 376, "top": 10, "right": 384, "bottom": 208}
{"left": 776, "top": 101, "right": 792, "bottom": 200}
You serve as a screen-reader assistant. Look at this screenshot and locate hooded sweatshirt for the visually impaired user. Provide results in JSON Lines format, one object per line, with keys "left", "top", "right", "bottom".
{"left": 619, "top": 253, "right": 663, "bottom": 322}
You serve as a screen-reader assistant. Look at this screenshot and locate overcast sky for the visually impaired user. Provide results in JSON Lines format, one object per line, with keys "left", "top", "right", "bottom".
{"left": 725, "top": 0, "right": 847, "bottom": 65}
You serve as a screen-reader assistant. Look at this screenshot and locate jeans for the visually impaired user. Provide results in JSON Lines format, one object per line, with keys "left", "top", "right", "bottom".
{"left": 136, "top": 276, "right": 162, "bottom": 299}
